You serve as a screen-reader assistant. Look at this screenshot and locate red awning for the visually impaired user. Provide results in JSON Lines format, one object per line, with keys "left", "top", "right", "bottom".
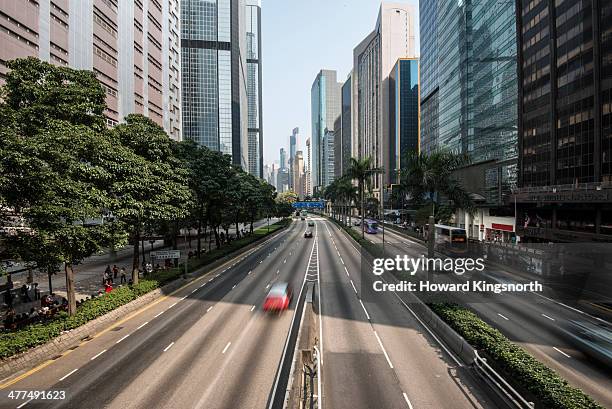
{"left": 491, "top": 223, "right": 514, "bottom": 232}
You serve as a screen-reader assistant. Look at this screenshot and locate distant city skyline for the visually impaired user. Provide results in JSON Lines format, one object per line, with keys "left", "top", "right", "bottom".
{"left": 261, "top": 0, "right": 419, "bottom": 164}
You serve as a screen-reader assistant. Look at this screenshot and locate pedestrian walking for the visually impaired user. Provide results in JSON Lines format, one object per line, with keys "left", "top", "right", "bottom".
{"left": 120, "top": 267, "right": 127, "bottom": 284}
{"left": 112, "top": 265, "right": 119, "bottom": 280}
{"left": 20, "top": 284, "right": 31, "bottom": 303}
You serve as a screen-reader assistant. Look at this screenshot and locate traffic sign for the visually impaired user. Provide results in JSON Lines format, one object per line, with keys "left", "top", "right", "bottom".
{"left": 293, "top": 201, "right": 325, "bottom": 209}
{"left": 150, "top": 250, "right": 181, "bottom": 259}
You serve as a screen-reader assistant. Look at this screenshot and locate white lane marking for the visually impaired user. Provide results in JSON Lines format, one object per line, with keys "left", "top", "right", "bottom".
{"left": 542, "top": 313, "right": 555, "bottom": 321}
{"left": 90, "top": 349, "right": 107, "bottom": 361}
{"left": 403, "top": 392, "right": 414, "bottom": 409}
{"left": 359, "top": 300, "right": 370, "bottom": 320}
{"left": 344, "top": 266, "right": 350, "bottom": 277}
{"left": 154, "top": 310, "right": 165, "bottom": 318}
{"left": 349, "top": 280, "right": 358, "bottom": 295}
{"left": 116, "top": 334, "right": 130, "bottom": 344}
{"left": 265, "top": 283, "right": 270, "bottom": 289}
{"left": 250, "top": 305, "right": 256, "bottom": 312}
{"left": 260, "top": 260, "right": 263, "bottom": 264}
{"left": 533, "top": 292, "right": 611, "bottom": 325}
{"left": 207, "top": 306, "right": 213, "bottom": 313}
{"left": 191, "top": 288, "right": 198, "bottom": 294}
{"left": 16, "top": 398, "right": 33, "bottom": 408}
{"left": 553, "top": 347, "right": 571, "bottom": 358}
{"left": 276, "top": 269, "right": 280, "bottom": 274}
{"left": 336, "top": 251, "right": 341, "bottom": 257}
{"left": 137, "top": 321, "right": 149, "bottom": 330}
{"left": 222, "top": 342, "right": 232, "bottom": 354}
{"left": 181, "top": 296, "right": 188, "bottom": 300}
{"left": 248, "top": 270, "right": 252, "bottom": 275}
{"left": 497, "top": 313, "right": 509, "bottom": 321}
{"left": 283, "top": 259, "right": 287, "bottom": 263}
{"left": 168, "top": 302, "right": 177, "bottom": 309}
{"left": 373, "top": 331, "right": 394, "bottom": 368}
{"left": 232, "top": 284, "right": 237, "bottom": 289}
{"left": 340, "top": 258, "right": 345, "bottom": 265}
{"left": 163, "top": 342, "right": 175, "bottom": 352}
{"left": 59, "top": 368, "right": 78, "bottom": 381}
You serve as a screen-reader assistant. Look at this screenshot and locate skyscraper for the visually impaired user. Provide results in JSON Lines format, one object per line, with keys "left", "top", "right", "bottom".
{"left": 311, "top": 70, "right": 341, "bottom": 193}
{"left": 389, "top": 58, "right": 419, "bottom": 183}
{"left": 322, "top": 129, "right": 335, "bottom": 187}
{"left": 341, "top": 73, "right": 353, "bottom": 177}
{"left": 280, "top": 148, "right": 287, "bottom": 171}
{"left": 289, "top": 127, "right": 298, "bottom": 189}
{"left": 305, "top": 137, "right": 312, "bottom": 196}
{"left": 513, "top": 0, "right": 612, "bottom": 242}
{"left": 0, "top": 0, "right": 182, "bottom": 139}
{"left": 293, "top": 150, "right": 305, "bottom": 199}
{"left": 246, "top": 0, "right": 263, "bottom": 178}
{"left": 181, "top": 0, "right": 249, "bottom": 169}
{"left": 353, "top": 2, "right": 417, "bottom": 197}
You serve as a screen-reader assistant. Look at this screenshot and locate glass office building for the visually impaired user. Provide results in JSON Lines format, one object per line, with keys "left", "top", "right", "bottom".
{"left": 181, "top": 0, "right": 248, "bottom": 169}
{"left": 311, "top": 70, "right": 341, "bottom": 192}
{"left": 389, "top": 58, "right": 419, "bottom": 183}
{"left": 514, "top": 0, "right": 612, "bottom": 242}
{"left": 246, "top": 0, "right": 263, "bottom": 178}
{"left": 419, "top": 0, "right": 518, "bottom": 205}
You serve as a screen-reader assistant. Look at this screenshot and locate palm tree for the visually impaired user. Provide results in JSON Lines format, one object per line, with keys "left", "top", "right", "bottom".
{"left": 346, "top": 157, "right": 382, "bottom": 238}
{"left": 400, "top": 150, "right": 474, "bottom": 255}
{"left": 336, "top": 176, "right": 358, "bottom": 226}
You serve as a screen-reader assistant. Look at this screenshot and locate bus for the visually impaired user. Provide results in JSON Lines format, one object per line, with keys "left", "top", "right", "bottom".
{"left": 435, "top": 224, "right": 468, "bottom": 253}
{"left": 364, "top": 219, "right": 379, "bottom": 234}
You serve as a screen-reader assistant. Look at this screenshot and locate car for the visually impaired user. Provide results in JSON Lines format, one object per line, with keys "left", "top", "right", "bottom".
{"left": 263, "top": 282, "right": 293, "bottom": 312}
{"left": 300, "top": 216, "right": 305, "bottom": 221}
{"left": 560, "top": 319, "right": 612, "bottom": 368}
{"left": 304, "top": 230, "right": 313, "bottom": 238}
{"left": 308, "top": 220, "right": 314, "bottom": 227}
{"left": 353, "top": 220, "right": 361, "bottom": 226}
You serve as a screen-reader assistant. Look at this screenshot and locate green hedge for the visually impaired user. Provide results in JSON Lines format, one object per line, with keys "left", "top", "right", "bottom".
{"left": 326, "top": 216, "right": 383, "bottom": 258}
{"left": 0, "top": 218, "right": 291, "bottom": 360}
{"left": 429, "top": 303, "right": 603, "bottom": 409}
{"left": 0, "top": 280, "right": 158, "bottom": 359}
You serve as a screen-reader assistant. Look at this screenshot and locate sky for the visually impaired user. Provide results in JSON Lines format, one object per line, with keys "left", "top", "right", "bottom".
{"left": 260, "top": 0, "right": 419, "bottom": 165}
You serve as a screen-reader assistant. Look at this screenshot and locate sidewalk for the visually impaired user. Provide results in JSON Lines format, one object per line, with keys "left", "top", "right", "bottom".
{"left": 4, "top": 219, "right": 274, "bottom": 309}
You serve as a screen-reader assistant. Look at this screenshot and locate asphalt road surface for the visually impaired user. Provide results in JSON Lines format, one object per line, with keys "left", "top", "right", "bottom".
{"left": 2, "top": 218, "right": 500, "bottom": 409}
{"left": 355, "top": 223, "right": 612, "bottom": 407}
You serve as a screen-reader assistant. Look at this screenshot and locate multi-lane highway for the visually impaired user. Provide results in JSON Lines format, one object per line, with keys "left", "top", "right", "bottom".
{"left": 0, "top": 217, "right": 502, "bottom": 409}
{"left": 357, "top": 223, "right": 612, "bottom": 407}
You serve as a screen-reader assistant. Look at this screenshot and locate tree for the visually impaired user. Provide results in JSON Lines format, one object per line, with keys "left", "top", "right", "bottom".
{"left": 345, "top": 157, "right": 382, "bottom": 238}
{"left": 0, "top": 59, "right": 121, "bottom": 315}
{"left": 400, "top": 150, "right": 474, "bottom": 256}
{"left": 110, "top": 114, "right": 192, "bottom": 284}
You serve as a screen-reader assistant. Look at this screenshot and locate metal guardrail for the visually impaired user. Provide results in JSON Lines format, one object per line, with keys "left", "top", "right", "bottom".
{"left": 473, "top": 350, "right": 535, "bottom": 409}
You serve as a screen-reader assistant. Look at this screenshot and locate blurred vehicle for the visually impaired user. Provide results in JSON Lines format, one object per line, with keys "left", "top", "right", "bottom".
{"left": 560, "top": 319, "right": 612, "bottom": 368}
{"left": 435, "top": 224, "right": 468, "bottom": 253}
{"left": 308, "top": 220, "right": 314, "bottom": 227}
{"left": 364, "top": 219, "right": 378, "bottom": 234}
{"left": 304, "top": 230, "right": 313, "bottom": 238}
{"left": 353, "top": 220, "right": 361, "bottom": 226}
{"left": 300, "top": 216, "right": 305, "bottom": 221}
{"left": 263, "top": 282, "right": 293, "bottom": 312}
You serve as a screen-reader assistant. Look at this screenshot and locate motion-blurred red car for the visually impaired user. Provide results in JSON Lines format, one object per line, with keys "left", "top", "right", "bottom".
{"left": 263, "top": 282, "right": 293, "bottom": 312}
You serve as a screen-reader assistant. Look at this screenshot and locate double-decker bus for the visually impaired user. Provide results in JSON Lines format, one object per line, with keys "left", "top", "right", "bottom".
{"left": 364, "top": 219, "right": 379, "bottom": 234}
{"left": 435, "top": 224, "right": 468, "bottom": 253}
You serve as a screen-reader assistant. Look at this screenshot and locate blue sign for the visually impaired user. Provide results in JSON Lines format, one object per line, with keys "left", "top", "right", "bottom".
{"left": 293, "top": 201, "right": 325, "bottom": 209}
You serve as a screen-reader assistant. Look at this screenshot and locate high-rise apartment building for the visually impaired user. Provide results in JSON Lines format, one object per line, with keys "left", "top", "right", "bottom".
{"left": 181, "top": 0, "right": 249, "bottom": 169}
{"left": 389, "top": 58, "right": 419, "bottom": 183}
{"left": 0, "top": 0, "right": 182, "bottom": 139}
{"left": 311, "top": 69, "right": 341, "bottom": 193}
{"left": 305, "top": 137, "right": 312, "bottom": 196}
{"left": 334, "top": 74, "right": 353, "bottom": 179}
{"left": 513, "top": 0, "right": 612, "bottom": 242}
{"left": 353, "top": 2, "right": 417, "bottom": 197}
{"left": 246, "top": 0, "right": 263, "bottom": 178}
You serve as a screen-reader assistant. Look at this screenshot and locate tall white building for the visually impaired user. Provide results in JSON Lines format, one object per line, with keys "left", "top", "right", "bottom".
{"left": 352, "top": 2, "right": 417, "bottom": 198}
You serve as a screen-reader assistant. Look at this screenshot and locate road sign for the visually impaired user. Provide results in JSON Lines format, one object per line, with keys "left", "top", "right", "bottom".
{"left": 150, "top": 250, "right": 181, "bottom": 259}
{"left": 292, "top": 201, "right": 325, "bottom": 209}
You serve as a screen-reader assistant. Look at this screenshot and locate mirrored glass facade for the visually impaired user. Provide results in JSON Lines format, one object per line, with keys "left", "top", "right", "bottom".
{"left": 246, "top": 0, "right": 263, "bottom": 178}
{"left": 181, "top": 0, "right": 248, "bottom": 168}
